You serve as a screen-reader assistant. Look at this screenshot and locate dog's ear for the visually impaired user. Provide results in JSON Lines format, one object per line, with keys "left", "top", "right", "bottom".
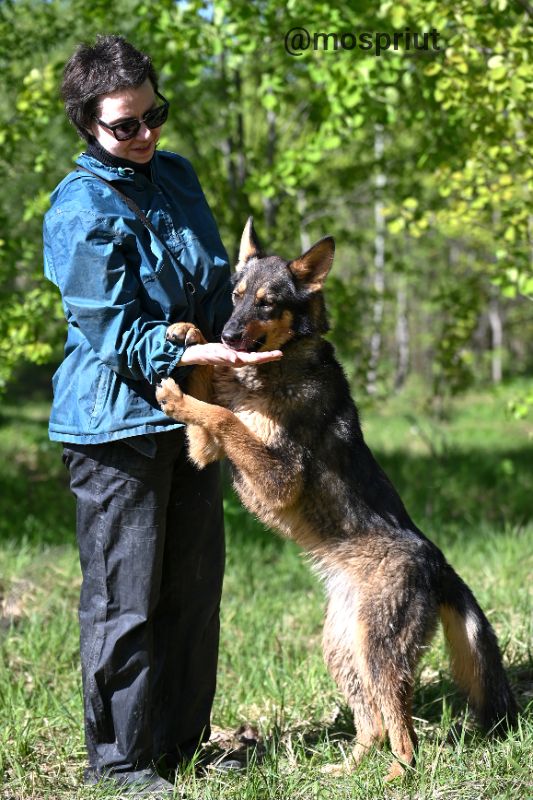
{"left": 237, "top": 217, "right": 263, "bottom": 271}
{"left": 289, "top": 236, "right": 335, "bottom": 291}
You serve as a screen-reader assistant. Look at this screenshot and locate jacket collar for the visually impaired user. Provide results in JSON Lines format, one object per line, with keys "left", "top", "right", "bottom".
{"left": 85, "top": 139, "right": 152, "bottom": 177}
{"left": 75, "top": 152, "right": 157, "bottom": 186}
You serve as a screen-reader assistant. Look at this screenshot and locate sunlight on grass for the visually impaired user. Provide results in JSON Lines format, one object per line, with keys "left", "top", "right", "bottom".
{"left": 0, "top": 382, "right": 531, "bottom": 798}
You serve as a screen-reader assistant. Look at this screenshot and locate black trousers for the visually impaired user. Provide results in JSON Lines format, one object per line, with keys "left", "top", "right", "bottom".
{"left": 62, "top": 429, "right": 225, "bottom": 776}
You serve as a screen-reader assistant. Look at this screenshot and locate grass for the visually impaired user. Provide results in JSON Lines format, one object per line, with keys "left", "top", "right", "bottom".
{"left": 0, "top": 378, "right": 532, "bottom": 799}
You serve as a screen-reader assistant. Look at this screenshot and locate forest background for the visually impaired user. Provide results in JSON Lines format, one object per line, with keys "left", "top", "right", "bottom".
{"left": 1, "top": 2, "right": 532, "bottom": 798}
{"left": 0, "top": 0, "right": 531, "bottom": 405}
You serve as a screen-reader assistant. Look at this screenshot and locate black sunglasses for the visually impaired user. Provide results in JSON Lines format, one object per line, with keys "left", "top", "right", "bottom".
{"left": 94, "top": 91, "right": 170, "bottom": 141}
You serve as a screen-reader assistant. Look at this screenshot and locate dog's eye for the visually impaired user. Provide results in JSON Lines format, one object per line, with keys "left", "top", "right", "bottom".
{"left": 256, "top": 299, "right": 274, "bottom": 310}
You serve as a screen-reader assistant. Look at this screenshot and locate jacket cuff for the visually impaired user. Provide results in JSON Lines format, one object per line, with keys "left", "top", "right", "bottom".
{"left": 165, "top": 346, "right": 194, "bottom": 383}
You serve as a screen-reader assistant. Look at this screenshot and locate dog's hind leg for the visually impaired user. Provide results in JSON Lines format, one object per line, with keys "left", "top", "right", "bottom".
{"left": 321, "top": 677, "right": 386, "bottom": 776}
{"left": 356, "top": 595, "right": 437, "bottom": 781}
{"left": 349, "top": 677, "right": 387, "bottom": 766}
{"left": 343, "top": 628, "right": 417, "bottom": 780}
{"left": 376, "top": 677, "right": 418, "bottom": 781}
{"left": 322, "top": 591, "right": 386, "bottom": 774}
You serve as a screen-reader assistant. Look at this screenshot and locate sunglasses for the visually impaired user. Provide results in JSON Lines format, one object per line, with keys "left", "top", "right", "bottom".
{"left": 94, "top": 91, "right": 170, "bottom": 141}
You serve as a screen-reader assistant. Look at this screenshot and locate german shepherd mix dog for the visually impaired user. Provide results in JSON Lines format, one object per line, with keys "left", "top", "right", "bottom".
{"left": 156, "top": 219, "right": 517, "bottom": 780}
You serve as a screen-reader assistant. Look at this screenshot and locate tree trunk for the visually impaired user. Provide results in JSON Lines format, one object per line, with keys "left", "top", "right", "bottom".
{"left": 262, "top": 98, "right": 278, "bottom": 235}
{"left": 366, "top": 125, "right": 386, "bottom": 396}
{"left": 219, "top": 54, "right": 247, "bottom": 235}
{"left": 488, "top": 296, "right": 503, "bottom": 383}
{"left": 297, "top": 191, "right": 311, "bottom": 253}
{"left": 394, "top": 280, "right": 410, "bottom": 391}
{"left": 234, "top": 69, "right": 247, "bottom": 189}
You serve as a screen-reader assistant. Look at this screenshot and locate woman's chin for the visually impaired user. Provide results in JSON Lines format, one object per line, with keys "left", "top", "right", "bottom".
{"left": 128, "top": 142, "right": 156, "bottom": 163}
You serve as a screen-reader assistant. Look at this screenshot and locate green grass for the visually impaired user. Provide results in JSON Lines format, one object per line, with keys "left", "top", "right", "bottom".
{"left": 0, "top": 380, "right": 532, "bottom": 799}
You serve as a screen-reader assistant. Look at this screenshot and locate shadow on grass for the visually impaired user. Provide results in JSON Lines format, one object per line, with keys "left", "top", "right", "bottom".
{"left": 250, "top": 663, "right": 533, "bottom": 770}
{"left": 0, "top": 456, "right": 74, "bottom": 547}
{"left": 374, "top": 447, "right": 532, "bottom": 532}
{"left": 0, "top": 411, "right": 74, "bottom": 548}
{"left": 0, "top": 436, "right": 531, "bottom": 549}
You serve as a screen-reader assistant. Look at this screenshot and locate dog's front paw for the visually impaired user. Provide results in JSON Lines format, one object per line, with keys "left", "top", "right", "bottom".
{"left": 166, "top": 322, "right": 206, "bottom": 347}
{"left": 156, "top": 377, "right": 186, "bottom": 420}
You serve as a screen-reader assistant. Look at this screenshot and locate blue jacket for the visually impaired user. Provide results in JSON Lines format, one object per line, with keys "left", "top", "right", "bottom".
{"left": 43, "top": 150, "right": 232, "bottom": 444}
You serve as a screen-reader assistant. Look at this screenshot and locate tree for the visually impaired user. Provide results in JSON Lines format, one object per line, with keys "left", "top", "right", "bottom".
{"left": 0, "top": 0, "right": 531, "bottom": 401}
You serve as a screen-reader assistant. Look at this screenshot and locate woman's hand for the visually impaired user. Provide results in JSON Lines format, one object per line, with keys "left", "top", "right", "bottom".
{"left": 179, "top": 342, "right": 283, "bottom": 367}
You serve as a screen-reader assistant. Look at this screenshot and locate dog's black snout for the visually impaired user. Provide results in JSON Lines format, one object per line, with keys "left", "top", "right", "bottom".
{"left": 221, "top": 318, "right": 244, "bottom": 347}
{"left": 221, "top": 332, "right": 242, "bottom": 347}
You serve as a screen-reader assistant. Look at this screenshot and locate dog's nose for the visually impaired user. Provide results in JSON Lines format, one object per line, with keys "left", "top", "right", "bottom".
{"left": 221, "top": 318, "right": 244, "bottom": 346}
{"left": 222, "top": 332, "right": 243, "bottom": 347}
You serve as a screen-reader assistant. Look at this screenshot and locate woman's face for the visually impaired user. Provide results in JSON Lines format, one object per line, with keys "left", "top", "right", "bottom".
{"left": 90, "top": 79, "right": 162, "bottom": 164}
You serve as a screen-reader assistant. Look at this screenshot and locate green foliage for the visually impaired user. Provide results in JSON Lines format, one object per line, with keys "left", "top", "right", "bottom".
{"left": 508, "top": 386, "right": 533, "bottom": 421}
{"left": 0, "top": 0, "right": 531, "bottom": 397}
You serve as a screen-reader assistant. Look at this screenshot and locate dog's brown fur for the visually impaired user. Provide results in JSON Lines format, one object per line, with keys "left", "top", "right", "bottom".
{"left": 157, "top": 219, "right": 517, "bottom": 780}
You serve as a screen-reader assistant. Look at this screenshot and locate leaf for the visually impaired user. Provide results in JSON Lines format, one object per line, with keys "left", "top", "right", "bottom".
{"left": 425, "top": 63, "right": 441, "bottom": 76}
{"left": 490, "top": 66, "right": 507, "bottom": 81}
{"left": 261, "top": 92, "right": 277, "bottom": 111}
{"left": 487, "top": 55, "right": 505, "bottom": 69}
{"left": 388, "top": 217, "right": 405, "bottom": 234}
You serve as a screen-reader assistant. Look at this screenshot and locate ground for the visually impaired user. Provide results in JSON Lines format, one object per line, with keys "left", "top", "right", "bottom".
{"left": 0, "top": 378, "right": 531, "bottom": 799}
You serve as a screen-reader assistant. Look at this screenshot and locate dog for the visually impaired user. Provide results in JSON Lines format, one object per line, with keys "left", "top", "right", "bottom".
{"left": 155, "top": 218, "right": 517, "bottom": 780}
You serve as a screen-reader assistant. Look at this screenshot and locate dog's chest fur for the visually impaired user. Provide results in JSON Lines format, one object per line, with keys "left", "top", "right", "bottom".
{"left": 211, "top": 361, "right": 325, "bottom": 545}
{"left": 213, "top": 362, "right": 297, "bottom": 446}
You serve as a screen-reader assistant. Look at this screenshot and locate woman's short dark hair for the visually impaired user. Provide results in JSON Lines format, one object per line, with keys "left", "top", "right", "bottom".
{"left": 61, "top": 34, "right": 158, "bottom": 142}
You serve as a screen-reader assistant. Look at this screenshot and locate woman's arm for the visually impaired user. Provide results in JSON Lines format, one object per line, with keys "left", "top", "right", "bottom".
{"left": 44, "top": 205, "right": 189, "bottom": 384}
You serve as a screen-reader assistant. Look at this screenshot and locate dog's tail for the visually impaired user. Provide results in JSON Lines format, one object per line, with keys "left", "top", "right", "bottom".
{"left": 438, "top": 563, "right": 517, "bottom": 733}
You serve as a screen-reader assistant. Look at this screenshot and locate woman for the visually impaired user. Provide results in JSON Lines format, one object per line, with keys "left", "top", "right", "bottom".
{"left": 44, "top": 35, "right": 280, "bottom": 797}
